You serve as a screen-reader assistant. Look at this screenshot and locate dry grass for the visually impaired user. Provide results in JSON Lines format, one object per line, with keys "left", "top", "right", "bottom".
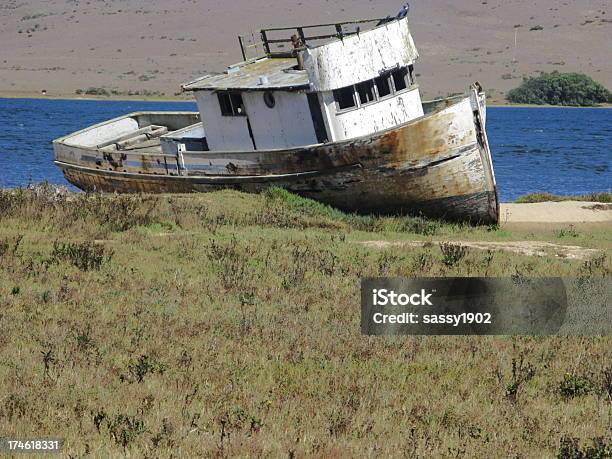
{"left": 0, "top": 185, "right": 610, "bottom": 457}
{"left": 515, "top": 192, "right": 612, "bottom": 204}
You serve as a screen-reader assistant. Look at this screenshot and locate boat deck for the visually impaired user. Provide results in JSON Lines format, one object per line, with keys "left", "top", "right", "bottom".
{"left": 182, "top": 57, "right": 309, "bottom": 92}
{"left": 107, "top": 138, "right": 162, "bottom": 153}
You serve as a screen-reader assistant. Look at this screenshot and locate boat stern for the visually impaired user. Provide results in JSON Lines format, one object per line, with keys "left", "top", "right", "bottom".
{"left": 53, "top": 112, "right": 201, "bottom": 191}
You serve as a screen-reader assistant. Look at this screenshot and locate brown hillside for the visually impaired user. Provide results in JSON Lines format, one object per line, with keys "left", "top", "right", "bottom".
{"left": 0, "top": 0, "right": 609, "bottom": 101}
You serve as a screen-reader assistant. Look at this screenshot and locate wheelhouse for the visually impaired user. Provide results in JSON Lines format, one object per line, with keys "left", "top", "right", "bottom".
{"left": 181, "top": 16, "right": 424, "bottom": 152}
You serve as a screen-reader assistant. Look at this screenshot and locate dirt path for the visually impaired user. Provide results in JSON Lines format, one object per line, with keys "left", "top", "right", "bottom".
{"left": 358, "top": 240, "right": 601, "bottom": 260}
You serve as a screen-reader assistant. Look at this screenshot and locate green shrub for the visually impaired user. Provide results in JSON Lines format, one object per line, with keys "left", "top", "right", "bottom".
{"left": 497, "top": 353, "right": 536, "bottom": 403}
{"left": 84, "top": 87, "right": 110, "bottom": 96}
{"left": 440, "top": 242, "right": 467, "bottom": 267}
{"left": 558, "top": 373, "right": 595, "bottom": 398}
{"left": 122, "top": 355, "right": 167, "bottom": 383}
{"left": 556, "top": 225, "right": 580, "bottom": 238}
{"left": 557, "top": 436, "right": 610, "bottom": 459}
{"left": 106, "top": 414, "right": 147, "bottom": 449}
{"left": 507, "top": 72, "right": 611, "bottom": 106}
{"left": 50, "top": 241, "right": 112, "bottom": 272}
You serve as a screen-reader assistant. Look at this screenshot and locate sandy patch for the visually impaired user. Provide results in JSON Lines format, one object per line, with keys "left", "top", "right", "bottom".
{"left": 500, "top": 202, "right": 612, "bottom": 223}
{"left": 359, "top": 240, "right": 600, "bottom": 260}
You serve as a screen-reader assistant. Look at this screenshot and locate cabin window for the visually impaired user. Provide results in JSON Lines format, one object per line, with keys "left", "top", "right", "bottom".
{"left": 356, "top": 80, "right": 376, "bottom": 105}
{"left": 391, "top": 67, "right": 410, "bottom": 92}
{"left": 333, "top": 66, "right": 416, "bottom": 113}
{"left": 218, "top": 91, "right": 245, "bottom": 116}
{"left": 375, "top": 75, "right": 392, "bottom": 98}
{"left": 333, "top": 86, "right": 357, "bottom": 110}
{"left": 263, "top": 91, "right": 276, "bottom": 108}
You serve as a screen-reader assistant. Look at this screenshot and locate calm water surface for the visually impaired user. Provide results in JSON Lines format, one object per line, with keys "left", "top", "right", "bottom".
{"left": 0, "top": 98, "right": 609, "bottom": 201}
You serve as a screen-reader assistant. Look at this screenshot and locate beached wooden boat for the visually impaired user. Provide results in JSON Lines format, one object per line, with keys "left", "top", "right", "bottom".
{"left": 54, "top": 15, "right": 499, "bottom": 223}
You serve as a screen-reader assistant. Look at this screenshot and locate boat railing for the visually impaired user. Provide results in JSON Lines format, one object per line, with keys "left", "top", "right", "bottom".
{"left": 238, "top": 18, "right": 388, "bottom": 60}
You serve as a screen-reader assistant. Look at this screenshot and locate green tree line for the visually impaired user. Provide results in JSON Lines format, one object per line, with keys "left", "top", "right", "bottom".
{"left": 506, "top": 72, "right": 611, "bottom": 106}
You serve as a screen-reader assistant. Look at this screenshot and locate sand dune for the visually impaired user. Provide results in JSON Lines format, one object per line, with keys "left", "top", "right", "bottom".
{"left": 0, "top": 0, "right": 609, "bottom": 101}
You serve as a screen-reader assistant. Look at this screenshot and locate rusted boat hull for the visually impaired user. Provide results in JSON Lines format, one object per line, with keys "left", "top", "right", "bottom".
{"left": 54, "top": 91, "right": 499, "bottom": 223}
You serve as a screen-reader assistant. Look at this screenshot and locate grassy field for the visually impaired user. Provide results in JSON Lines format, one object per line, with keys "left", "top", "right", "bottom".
{"left": 0, "top": 186, "right": 610, "bottom": 457}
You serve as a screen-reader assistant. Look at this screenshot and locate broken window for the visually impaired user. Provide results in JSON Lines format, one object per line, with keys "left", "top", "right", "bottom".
{"left": 230, "top": 93, "right": 245, "bottom": 115}
{"left": 218, "top": 91, "right": 246, "bottom": 116}
{"left": 357, "top": 80, "right": 376, "bottom": 105}
{"left": 375, "top": 75, "right": 392, "bottom": 98}
{"left": 333, "top": 86, "right": 357, "bottom": 110}
{"left": 391, "top": 67, "right": 410, "bottom": 92}
{"left": 218, "top": 92, "right": 233, "bottom": 116}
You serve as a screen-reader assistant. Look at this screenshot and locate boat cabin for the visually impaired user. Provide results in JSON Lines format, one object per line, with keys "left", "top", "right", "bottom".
{"left": 181, "top": 16, "right": 424, "bottom": 152}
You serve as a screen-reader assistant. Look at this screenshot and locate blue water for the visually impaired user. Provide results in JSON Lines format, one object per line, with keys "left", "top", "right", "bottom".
{"left": 0, "top": 98, "right": 610, "bottom": 201}
{"left": 487, "top": 107, "right": 610, "bottom": 200}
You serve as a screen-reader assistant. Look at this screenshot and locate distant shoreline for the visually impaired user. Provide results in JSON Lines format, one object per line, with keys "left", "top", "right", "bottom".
{"left": 489, "top": 103, "right": 612, "bottom": 109}
{"left": 0, "top": 92, "right": 193, "bottom": 103}
{"left": 1, "top": 92, "right": 610, "bottom": 108}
